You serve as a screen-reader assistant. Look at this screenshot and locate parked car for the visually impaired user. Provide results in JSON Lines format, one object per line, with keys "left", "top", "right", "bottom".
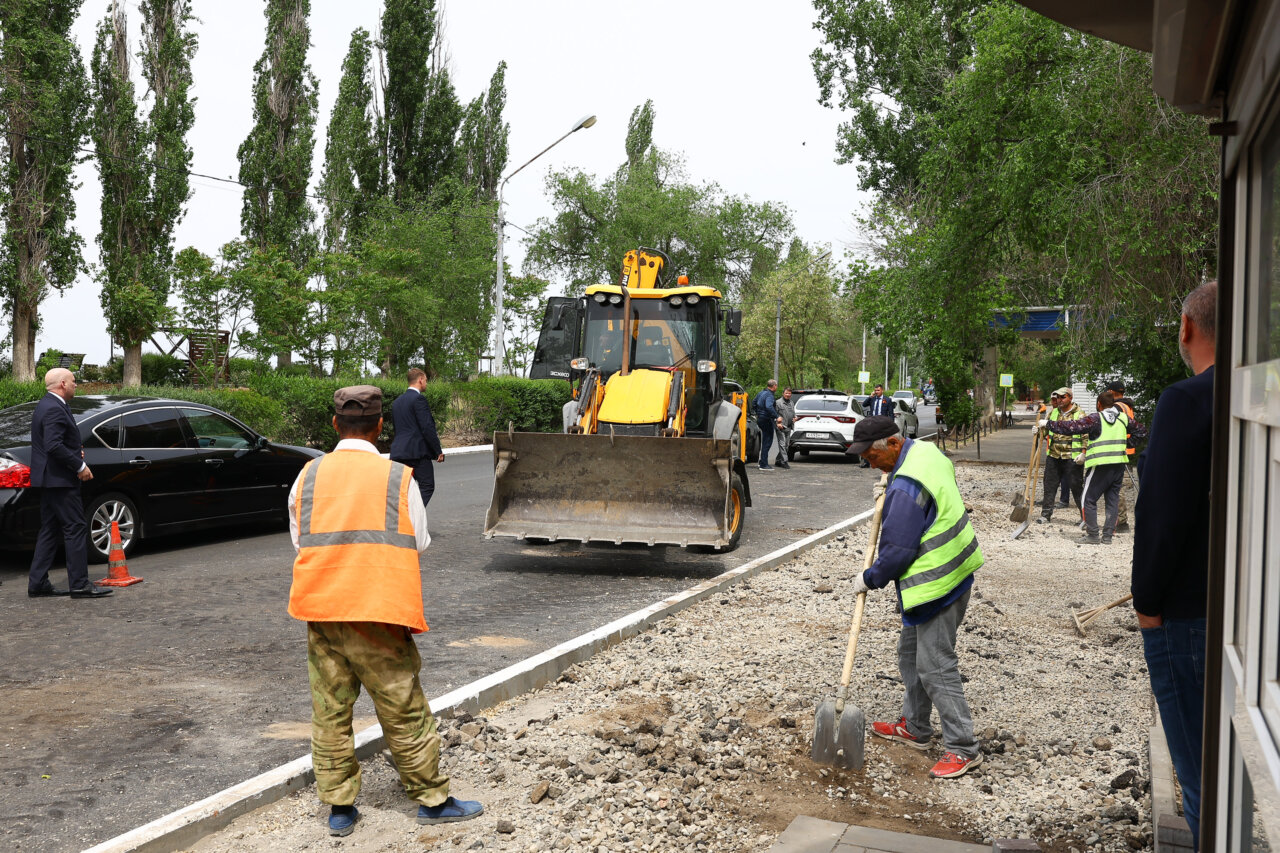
{"left": 892, "top": 389, "right": 919, "bottom": 408}
{"left": 893, "top": 396, "right": 920, "bottom": 438}
{"left": 0, "top": 396, "right": 321, "bottom": 561}
{"left": 787, "top": 394, "right": 864, "bottom": 460}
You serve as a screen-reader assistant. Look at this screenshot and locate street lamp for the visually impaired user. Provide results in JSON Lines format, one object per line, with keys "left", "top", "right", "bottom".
{"left": 773, "top": 249, "right": 832, "bottom": 381}
{"left": 492, "top": 114, "right": 597, "bottom": 374}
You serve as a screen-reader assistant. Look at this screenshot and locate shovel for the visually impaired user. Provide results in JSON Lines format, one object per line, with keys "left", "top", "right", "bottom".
{"left": 1011, "top": 436, "right": 1043, "bottom": 540}
{"left": 812, "top": 472, "right": 889, "bottom": 771}
{"left": 1010, "top": 429, "right": 1042, "bottom": 521}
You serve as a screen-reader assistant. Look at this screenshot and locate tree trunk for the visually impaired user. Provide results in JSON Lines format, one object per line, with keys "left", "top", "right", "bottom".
{"left": 122, "top": 342, "right": 143, "bottom": 387}
{"left": 277, "top": 350, "right": 292, "bottom": 369}
{"left": 12, "top": 302, "right": 36, "bottom": 382}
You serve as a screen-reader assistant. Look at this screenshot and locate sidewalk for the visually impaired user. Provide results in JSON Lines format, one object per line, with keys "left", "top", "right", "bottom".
{"left": 937, "top": 421, "right": 1037, "bottom": 466}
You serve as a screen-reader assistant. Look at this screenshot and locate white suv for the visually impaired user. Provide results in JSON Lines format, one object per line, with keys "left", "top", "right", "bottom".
{"left": 891, "top": 391, "right": 920, "bottom": 439}
{"left": 787, "top": 394, "right": 864, "bottom": 460}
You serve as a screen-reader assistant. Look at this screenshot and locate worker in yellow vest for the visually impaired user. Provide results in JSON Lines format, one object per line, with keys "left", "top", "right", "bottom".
{"left": 1043, "top": 390, "right": 1146, "bottom": 544}
{"left": 288, "top": 385, "right": 483, "bottom": 837}
{"left": 1105, "top": 380, "right": 1139, "bottom": 532}
{"left": 1036, "top": 387, "right": 1087, "bottom": 524}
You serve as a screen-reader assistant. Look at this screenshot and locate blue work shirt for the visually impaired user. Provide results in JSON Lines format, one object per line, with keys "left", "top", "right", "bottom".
{"left": 860, "top": 438, "right": 973, "bottom": 626}
{"left": 754, "top": 389, "right": 778, "bottom": 420}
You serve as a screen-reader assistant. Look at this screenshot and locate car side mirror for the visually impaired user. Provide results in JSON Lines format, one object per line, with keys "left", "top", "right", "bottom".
{"left": 255, "top": 435, "right": 270, "bottom": 450}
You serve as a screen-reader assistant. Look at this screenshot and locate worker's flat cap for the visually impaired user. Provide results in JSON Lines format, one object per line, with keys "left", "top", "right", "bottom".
{"left": 334, "top": 385, "right": 383, "bottom": 416}
{"left": 1105, "top": 381, "right": 1125, "bottom": 393}
{"left": 846, "top": 415, "right": 899, "bottom": 456}
{"left": 1053, "top": 386, "right": 1072, "bottom": 397}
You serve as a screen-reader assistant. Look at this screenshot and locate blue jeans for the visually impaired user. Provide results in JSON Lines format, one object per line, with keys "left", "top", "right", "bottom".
{"left": 757, "top": 416, "right": 773, "bottom": 467}
{"left": 1142, "top": 618, "right": 1206, "bottom": 848}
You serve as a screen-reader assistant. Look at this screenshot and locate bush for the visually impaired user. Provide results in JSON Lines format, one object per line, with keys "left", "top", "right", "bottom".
{"left": 451, "top": 377, "right": 571, "bottom": 435}
{"left": 0, "top": 380, "right": 51, "bottom": 410}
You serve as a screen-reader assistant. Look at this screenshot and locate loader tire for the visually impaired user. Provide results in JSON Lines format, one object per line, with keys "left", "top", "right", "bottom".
{"left": 725, "top": 472, "right": 745, "bottom": 551}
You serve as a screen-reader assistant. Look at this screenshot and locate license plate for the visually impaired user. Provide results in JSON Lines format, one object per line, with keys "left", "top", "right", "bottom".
{"left": 803, "top": 431, "right": 830, "bottom": 440}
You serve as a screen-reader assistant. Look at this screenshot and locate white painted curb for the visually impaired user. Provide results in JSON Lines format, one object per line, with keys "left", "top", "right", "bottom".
{"left": 84, "top": 506, "right": 876, "bottom": 853}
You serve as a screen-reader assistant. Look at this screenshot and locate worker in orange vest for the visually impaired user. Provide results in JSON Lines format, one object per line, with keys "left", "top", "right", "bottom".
{"left": 288, "top": 385, "right": 483, "bottom": 837}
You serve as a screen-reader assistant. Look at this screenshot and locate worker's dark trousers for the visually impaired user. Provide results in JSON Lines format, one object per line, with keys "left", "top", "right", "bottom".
{"left": 1080, "top": 464, "right": 1125, "bottom": 538}
{"left": 1041, "top": 457, "right": 1082, "bottom": 518}
{"left": 757, "top": 416, "right": 774, "bottom": 467}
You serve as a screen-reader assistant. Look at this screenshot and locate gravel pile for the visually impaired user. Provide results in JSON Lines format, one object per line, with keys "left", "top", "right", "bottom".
{"left": 188, "top": 461, "right": 1152, "bottom": 853}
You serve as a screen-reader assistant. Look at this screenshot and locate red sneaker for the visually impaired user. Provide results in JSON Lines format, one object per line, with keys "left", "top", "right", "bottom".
{"left": 871, "top": 717, "right": 931, "bottom": 751}
{"left": 929, "top": 751, "right": 983, "bottom": 778}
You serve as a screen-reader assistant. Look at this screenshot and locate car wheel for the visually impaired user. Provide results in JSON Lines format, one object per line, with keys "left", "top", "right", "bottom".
{"left": 86, "top": 493, "right": 139, "bottom": 564}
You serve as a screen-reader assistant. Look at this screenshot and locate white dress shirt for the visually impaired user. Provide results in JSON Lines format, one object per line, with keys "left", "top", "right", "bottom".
{"left": 288, "top": 438, "right": 430, "bottom": 552}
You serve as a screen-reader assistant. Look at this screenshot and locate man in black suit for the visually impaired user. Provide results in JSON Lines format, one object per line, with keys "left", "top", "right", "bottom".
{"left": 28, "top": 368, "right": 111, "bottom": 598}
{"left": 390, "top": 368, "right": 444, "bottom": 507}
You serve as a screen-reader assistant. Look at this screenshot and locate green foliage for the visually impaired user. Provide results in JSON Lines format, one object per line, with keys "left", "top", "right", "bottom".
{"left": 173, "top": 243, "right": 254, "bottom": 387}
{"left": 0, "top": 380, "right": 52, "bottom": 410}
{"left": 0, "top": 0, "right": 91, "bottom": 380}
{"left": 525, "top": 101, "right": 793, "bottom": 300}
{"left": 454, "top": 61, "right": 509, "bottom": 200}
{"left": 449, "top": 377, "right": 571, "bottom": 435}
{"left": 320, "top": 27, "right": 380, "bottom": 251}
{"left": 822, "top": 2, "right": 1217, "bottom": 415}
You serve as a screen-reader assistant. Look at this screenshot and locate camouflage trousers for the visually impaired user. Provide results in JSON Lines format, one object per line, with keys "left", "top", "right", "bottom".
{"left": 307, "top": 621, "right": 450, "bottom": 807}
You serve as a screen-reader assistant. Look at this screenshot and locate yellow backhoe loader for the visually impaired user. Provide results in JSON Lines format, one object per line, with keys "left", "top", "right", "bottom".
{"left": 483, "top": 248, "right": 757, "bottom": 551}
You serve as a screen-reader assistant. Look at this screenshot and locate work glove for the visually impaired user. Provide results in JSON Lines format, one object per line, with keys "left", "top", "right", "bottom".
{"left": 1074, "top": 451, "right": 1086, "bottom": 464}
{"left": 872, "top": 481, "right": 886, "bottom": 502}
{"left": 851, "top": 571, "right": 870, "bottom": 596}
{"left": 1037, "top": 419, "right": 1048, "bottom": 429}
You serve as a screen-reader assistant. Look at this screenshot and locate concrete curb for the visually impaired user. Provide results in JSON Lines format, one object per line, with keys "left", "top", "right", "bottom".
{"left": 84, "top": 506, "right": 878, "bottom": 853}
{"left": 443, "top": 443, "right": 492, "bottom": 456}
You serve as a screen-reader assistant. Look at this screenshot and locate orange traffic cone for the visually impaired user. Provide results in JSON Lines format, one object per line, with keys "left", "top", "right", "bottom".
{"left": 95, "top": 521, "right": 142, "bottom": 587}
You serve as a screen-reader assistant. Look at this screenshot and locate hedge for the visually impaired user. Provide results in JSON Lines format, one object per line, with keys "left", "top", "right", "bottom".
{"left": 0, "top": 375, "right": 573, "bottom": 451}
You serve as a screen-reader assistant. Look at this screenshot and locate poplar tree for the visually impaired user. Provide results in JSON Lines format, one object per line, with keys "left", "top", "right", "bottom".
{"left": 0, "top": 0, "right": 90, "bottom": 381}
{"left": 238, "top": 0, "right": 318, "bottom": 368}
{"left": 92, "top": 0, "right": 196, "bottom": 387}
{"left": 455, "top": 61, "right": 509, "bottom": 201}
{"left": 319, "top": 27, "right": 379, "bottom": 250}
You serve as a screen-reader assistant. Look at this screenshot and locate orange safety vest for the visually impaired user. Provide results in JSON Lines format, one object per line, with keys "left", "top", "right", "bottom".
{"left": 1114, "top": 400, "right": 1136, "bottom": 457}
{"left": 288, "top": 450, "right": 427, "bottom": 633}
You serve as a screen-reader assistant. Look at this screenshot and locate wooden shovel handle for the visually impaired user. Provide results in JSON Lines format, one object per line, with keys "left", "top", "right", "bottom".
{"left": 839, "top": 473, "right": 890, "bottom": 692}
{"left": 1021, "top": 429, "right": 1041, "bottom": 503}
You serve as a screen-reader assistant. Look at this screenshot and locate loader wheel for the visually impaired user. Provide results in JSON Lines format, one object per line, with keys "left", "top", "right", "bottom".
{"left": 725, "top": 472, "right": 745, "bottom": 551}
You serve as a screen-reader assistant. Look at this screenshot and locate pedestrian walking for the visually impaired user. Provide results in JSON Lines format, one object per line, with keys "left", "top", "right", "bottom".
{"left": 27, "top": 368, "right": 111, "bottom": 599}
{"left": 390, "top": 368, "right": 445, "bottom": 507}
{"left": 1037, "top": 388, "right": 1087, "bottom": 523}
{"left": 1042, "top": 390, "right": 1146, "bottom": 544}
{"left": 754, "top": 380, "right": 782, "bottom": 471}
{"left": 846, "top": 416, "right": 984, "bottom": 779}
{"left": 1133, "top": 280, "right": 1216, "bottom": 848}
{"left": 775, "top": 387, "right": 795, "bottom": 469}
{"left": 289, "top": 386, "right": 483, "bottom": 836}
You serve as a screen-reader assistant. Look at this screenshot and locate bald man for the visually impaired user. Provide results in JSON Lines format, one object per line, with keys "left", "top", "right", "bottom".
{"left": 27, "top": 368, "right": 111, "bottom": 598}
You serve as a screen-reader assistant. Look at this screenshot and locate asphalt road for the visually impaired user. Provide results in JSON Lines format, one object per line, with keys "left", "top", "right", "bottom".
{"left": 0, "top": 444, "right": 887, "bottom": 853}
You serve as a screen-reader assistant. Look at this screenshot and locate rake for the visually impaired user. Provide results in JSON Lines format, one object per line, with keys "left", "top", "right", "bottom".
{"left": 1072, "top": 593, "right": 1133, "bottom": 636}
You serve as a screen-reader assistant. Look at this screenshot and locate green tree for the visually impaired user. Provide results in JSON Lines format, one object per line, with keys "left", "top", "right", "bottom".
{"left": 91, "top": 0, "right": 195, "bottom": 387}
{"left": 319, "top": 27, "right": 379, "bottom": 251}
{"left": 525, "top": 101, "right": 793, "bottom": 299}
{"left": 173, "top": 244, "right": 255, "bottom": 388}
{"left": 0, "top": 0, "right": 91, "bottom": 381}
{"left": 237, "top": 0, "right": 318, "bottom": 368}
{"left": 454, "top": 61, "right": 509, "bottom": 200}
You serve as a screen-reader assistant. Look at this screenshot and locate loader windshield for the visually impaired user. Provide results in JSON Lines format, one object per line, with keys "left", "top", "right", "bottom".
{"left": 583, "top": 296, "right": 713, "bottom": 375}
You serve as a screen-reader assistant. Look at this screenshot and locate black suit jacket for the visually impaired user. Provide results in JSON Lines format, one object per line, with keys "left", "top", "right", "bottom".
{"left": 30, "top": 393, "right": 83, "bottom": 488}
{"left": 389, "top": 389, "right": 442, "bottom": 462}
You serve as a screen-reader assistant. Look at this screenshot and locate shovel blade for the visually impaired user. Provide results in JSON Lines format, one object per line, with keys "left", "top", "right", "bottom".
{"left": 1011, "top": 493, "right": 1025, "bottom": 508}
{"left": 1009, "top": 504, "right": 1029, "bottom": 523}
{"left": 1010, "top": 519, "right": 1031, "bottom": 540}
{"left": 811, "top": 700, "right": 866, "bottom": 770}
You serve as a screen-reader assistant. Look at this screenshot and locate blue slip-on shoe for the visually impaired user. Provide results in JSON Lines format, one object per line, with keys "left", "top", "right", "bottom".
{"left": 417, "top": 797, "right": 484, "bottom": 824}
{"left": 329, "top": 805, "right": 359, "bottom": 836}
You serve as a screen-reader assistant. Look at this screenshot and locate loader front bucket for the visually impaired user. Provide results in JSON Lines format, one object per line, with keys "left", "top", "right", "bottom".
{"left": 484, "top": 431, "right": 738, "bottom": 549}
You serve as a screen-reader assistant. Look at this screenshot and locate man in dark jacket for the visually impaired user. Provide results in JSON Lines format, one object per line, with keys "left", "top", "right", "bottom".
{"left": 753, "top": 380, "right": 781, "bottom": 472}
{"left": 864, "top": 384, "right": 893, "bottom": 418}
{"left": 1132, "top": 280, "right": 1216, "bottom": 847}
{"left": 28, "top": 368, "right": 111, "bottom": 598}
{"left": 390, "top": 368, "right": 445, "bottom": 507}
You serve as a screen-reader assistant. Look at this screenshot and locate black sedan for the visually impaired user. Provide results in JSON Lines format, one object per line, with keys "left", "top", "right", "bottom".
{"left": 0, "top": 396, "right": 321, "bottom": 561}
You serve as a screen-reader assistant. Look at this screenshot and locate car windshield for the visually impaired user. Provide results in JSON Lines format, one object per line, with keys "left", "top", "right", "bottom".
{"left": 583, "top": 296, "right": 712, "bottom": 373}
{"left": 796, "top": 399, "right": 850, "bottom": 414}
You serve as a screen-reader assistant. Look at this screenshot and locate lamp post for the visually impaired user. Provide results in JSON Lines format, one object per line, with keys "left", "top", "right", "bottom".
{"left": 492, "top": 114, "right": 597, "bottom": 374}
{"left": 772, "top": 249, "right": 832, "bottom": 382}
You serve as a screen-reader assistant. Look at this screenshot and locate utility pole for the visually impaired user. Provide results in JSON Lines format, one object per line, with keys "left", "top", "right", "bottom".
{"left": 860, "top": 326, "right": 867, "bottom": 396}
{"left": 773, "top": 295, "right": 781, "bottom": 381}
{"left": 884, "top": 346, "right": 890, "bottom": 392}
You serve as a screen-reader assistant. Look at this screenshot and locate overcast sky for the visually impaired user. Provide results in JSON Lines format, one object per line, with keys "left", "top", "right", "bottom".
{"left": 51, "top": 0, "right": 868, "bottom": 365}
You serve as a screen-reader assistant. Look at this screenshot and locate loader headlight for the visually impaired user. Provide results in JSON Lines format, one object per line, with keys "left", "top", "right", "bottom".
{"left": 592, "top": 292, "right": 606, "bottom": 303}
{"left": 608, "top": 294, "right": 622, "bottom": 305}
{"left": 570, "top": 357, "right": 589, "bottom": 370}
{"left": 696, "top": 360, "right": 716, "bottom": 373}
{"left": 668, "top": 295, "right": 684, "bottom": 307}
{"left": 686, "top": 294, "right": 700, "bottom": 304}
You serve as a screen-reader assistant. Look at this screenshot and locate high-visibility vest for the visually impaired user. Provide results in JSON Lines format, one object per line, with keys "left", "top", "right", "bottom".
{"left": 1084, "top": 410, "right": 1129, "bottom": 470}
{"left": 288, "top": 450, "right": 427, "bottom": 633}
{"left": 1047, "top": 405, "right": 1086, "bottom": 458}
{"left": 1114, "top": 400, "right": 1136, "bottom": 457}
{"left": 891, "top": 441, "right": 983, "bottom": 611}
